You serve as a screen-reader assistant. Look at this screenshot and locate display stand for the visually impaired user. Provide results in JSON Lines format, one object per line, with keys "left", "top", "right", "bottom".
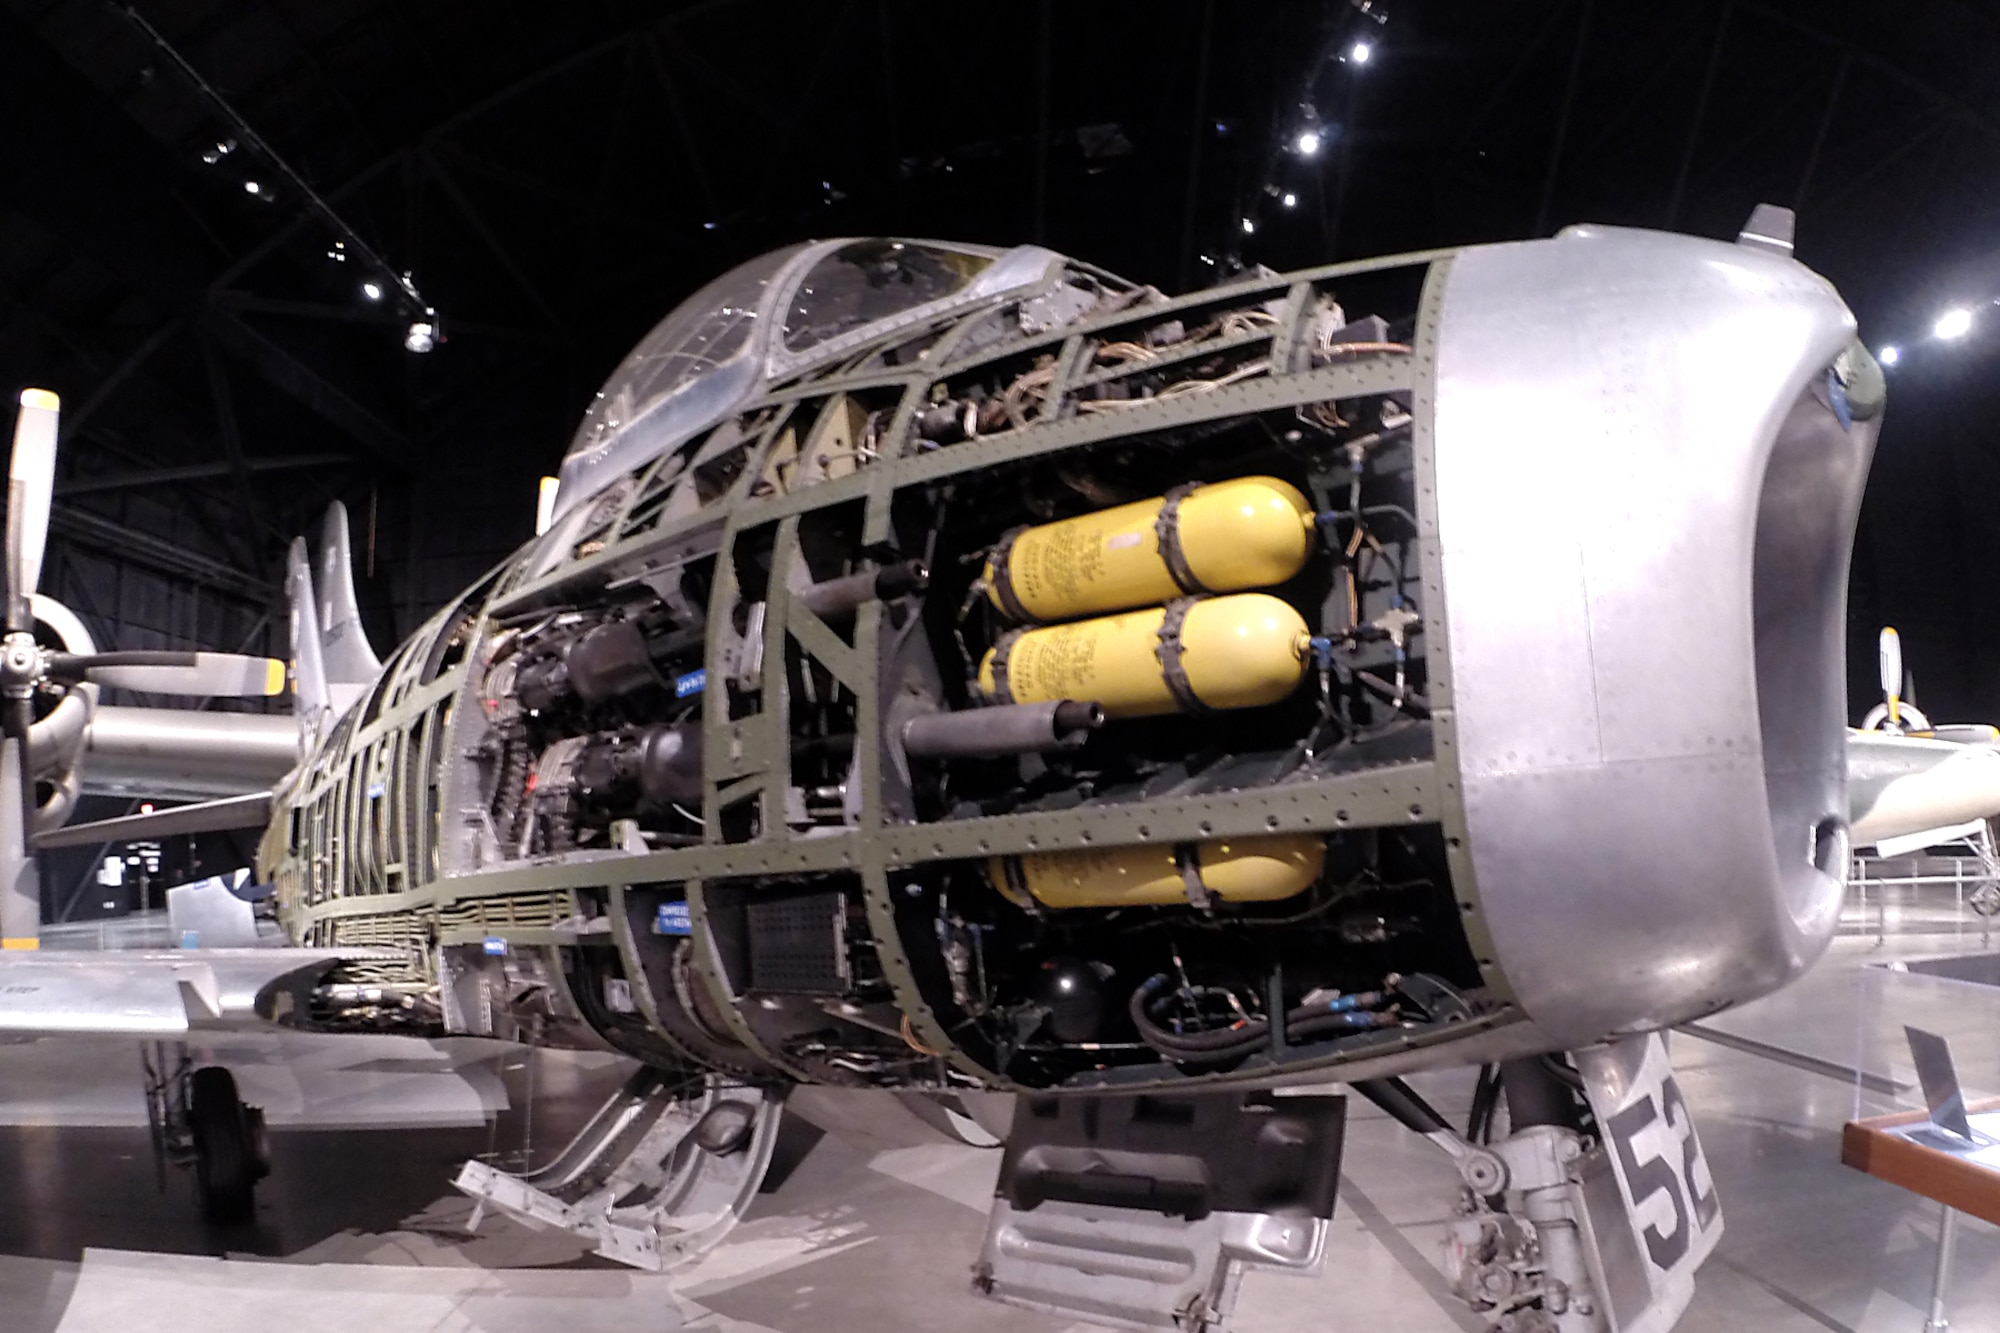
{"left": 1841, "top": 1099, "right": 2000, "bottom": 1332}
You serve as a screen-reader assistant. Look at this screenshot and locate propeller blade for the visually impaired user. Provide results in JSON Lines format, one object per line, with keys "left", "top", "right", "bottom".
{"left": 48, "top": 651, "right": 287, "bottom": 698}
{"left": 1879, "top": 627, "right": 1903, "bottom": 727}
{"left": 5, "top": 389, "right": 59, "bottom": 635}
{"left": 0, "top": 721, "right": 38, "bottom": 949}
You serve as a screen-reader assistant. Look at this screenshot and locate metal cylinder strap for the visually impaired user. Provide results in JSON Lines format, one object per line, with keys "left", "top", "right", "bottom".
{"left": 1153, "top": 597, "right": 1212, "bottom": 715}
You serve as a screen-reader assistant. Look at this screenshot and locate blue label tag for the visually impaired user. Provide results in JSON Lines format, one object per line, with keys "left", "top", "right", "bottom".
{"left": 366, "top": 782, "right": 385, "bottom": 800}
{"left": 674, "top": 669, "right": 706, "bottom": 699}
{"left": 482, "top": 937, "right": 507, "bottom": 956}
{"left": 655, "top": 901, "right": 693, "bottom": 936}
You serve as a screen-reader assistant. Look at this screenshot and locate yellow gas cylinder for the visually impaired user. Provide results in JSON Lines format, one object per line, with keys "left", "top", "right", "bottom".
{"left": 985, "top": 475, "right": 1314, "bottom": 622}
{"left": 988, "top": 833, "right": 1325, "bottom": 909}
{"left": 977, "top": 592, "right": 1309, "bottom": 718}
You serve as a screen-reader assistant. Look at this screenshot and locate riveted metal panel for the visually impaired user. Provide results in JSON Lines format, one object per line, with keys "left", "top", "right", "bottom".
{"left": 1430, "top": 226, "right": 1877, "bottom": 1045}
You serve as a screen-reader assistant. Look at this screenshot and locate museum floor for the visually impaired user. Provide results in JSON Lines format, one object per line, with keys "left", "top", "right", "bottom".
{"left": 0, "top": 889, "right": 1994, "bottom": 1333}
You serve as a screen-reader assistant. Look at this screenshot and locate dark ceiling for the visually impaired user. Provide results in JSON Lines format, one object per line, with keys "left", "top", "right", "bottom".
{"left": 3, "top": 0, "right": 2000, "bottom": 720}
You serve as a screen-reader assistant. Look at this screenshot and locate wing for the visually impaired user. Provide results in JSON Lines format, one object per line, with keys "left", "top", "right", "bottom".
{"left": 0, "top": 946, "right": 394, "bottom": 1035}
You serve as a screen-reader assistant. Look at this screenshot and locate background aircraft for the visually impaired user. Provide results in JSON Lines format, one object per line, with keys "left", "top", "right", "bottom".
{"left": 0, "top": 206, "right": 1883, "bottom": 1333}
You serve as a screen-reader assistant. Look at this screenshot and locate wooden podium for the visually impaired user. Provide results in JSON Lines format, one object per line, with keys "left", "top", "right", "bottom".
{"left": 1842, "top": 1100, "right": 2000, "bottom": 1331}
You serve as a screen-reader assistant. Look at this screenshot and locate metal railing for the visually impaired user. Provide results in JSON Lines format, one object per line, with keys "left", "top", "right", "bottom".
{"left": 1846, "top": 851, "right": 2000, "bottom": 946}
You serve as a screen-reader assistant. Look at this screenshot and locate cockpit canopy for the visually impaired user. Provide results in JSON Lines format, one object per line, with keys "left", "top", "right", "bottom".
{"left": 781, "top": 240, "right": 994, "bottom": 351}
{"left": 552, "top": 238, "right": 1049, "bottom": 518}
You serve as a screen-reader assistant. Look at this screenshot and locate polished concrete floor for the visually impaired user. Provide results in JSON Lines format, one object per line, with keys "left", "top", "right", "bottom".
{"left": 1, "top": 889, "right": 1996, "bottom": 1333}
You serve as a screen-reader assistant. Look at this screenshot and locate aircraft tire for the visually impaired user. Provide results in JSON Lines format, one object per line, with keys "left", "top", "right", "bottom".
{"left": 189, "top": 1066, "right": 257, "bottom": 1225}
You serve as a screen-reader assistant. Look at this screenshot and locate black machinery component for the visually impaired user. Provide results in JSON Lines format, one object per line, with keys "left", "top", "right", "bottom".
{"left": 517, "top": 616, "right": 696, "bottom": 713}
{"left": 998, "top": 1092, "right": 1346, "bottom": 1222}
{"left": 1029, "top": 956, "right": 1113, "bottom": 1043}
{"left": 571, "top": 723, "right": 704, "bottom": 822}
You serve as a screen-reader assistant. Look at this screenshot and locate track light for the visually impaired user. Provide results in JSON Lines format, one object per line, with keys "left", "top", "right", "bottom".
{"left": 1282, "top": 192, "right": 1297, "bottom": 209}
{"left": 404, "top": 321, "right": 436, "bottom": 354}
{"left": 1934, "top": 307, "right": 1973, "bottom": 340}
{"left": 1294, "top": 129, "right": 1322, "bottom": 157}
{"left": 1349, "top": 40, "right": 1373, "bottom": 64}
{"left": 1241, "top": 217, "right": 1256, "bottom": 235}
{"left": 1879, "top": 345, "right": 1901, "bottom": 366}
{"left": 361, "top": 280, "right": 383, "bottom": 302}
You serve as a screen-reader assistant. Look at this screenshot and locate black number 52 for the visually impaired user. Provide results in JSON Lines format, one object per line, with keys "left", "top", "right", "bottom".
{"left": 1605, "top": 1073, "right": 1716, "bottom": 1270}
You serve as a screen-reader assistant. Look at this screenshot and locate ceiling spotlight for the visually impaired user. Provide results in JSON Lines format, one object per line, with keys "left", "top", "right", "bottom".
{"left": 1349, "top": 40, "right": 1374, "bottom": 64}
{"left": 1282, "top": 192, "right": 1298, "bottom": 208}
{"left": 327, "top": 241, "right": 347, "bottom": 263}
{"left": 361, "top": 280, "right": 383, "bottom": 301}
{"left": 1879, "top": 344, "right": 1901, "bottom": 366}
{"left": 1241, "top": 217, "right": 1256, "bottom": 235}
{"left": 1294, "top": 129, "right": 1322, "bottom": 157}
{"left": 404, "top": 321, "right": 436, "bottom": 354}
{"left": 1934, "top": 307, "right": 1973, "bottom": 340}
{"left": 1199, "top": 254, "right": 1215, "bottom": 266}
{"left": 201, "top": 138, "right": 236, "bottom": 165}
{"left": 242, "top": 179, "right": 262, "bottom": 195}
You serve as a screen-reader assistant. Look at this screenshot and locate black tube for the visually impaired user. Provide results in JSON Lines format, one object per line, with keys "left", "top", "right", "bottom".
{"left": 1354, "top": 670, "right": 1432, "bottom": 717}
{"left": 1352, "top": 1077, "right": 1453, "bottom": 1137}
{"left": 1466, "top": 1063, "right": 1501, "bottom": 1143}
{"left": 1051, "top": 700, "right": 1100, "bottom": 734}
{"left": 797, "top": 559, "right": 930, "bottom": 618}
{"left": 902, "top": 700, "right": 1102, "bottom": 759}
{"left": 873, "top": 559, "right": 929, "bottom": 600}
{"left": 1499, "top": 1057, "right": 1583, "bottom": 1131}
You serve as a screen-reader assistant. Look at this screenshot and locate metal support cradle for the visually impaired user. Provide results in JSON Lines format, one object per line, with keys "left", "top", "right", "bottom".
{"left": 454, "top": 1069, "right": 782, "bottom": 1271}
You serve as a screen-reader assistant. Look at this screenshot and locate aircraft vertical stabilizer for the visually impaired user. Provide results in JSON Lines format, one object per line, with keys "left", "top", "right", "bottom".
{"left": 286, "top": 537, "right": 333, "bottom": 756}
{"left": 314, "top": 500, "right": 384, "bottom": 689}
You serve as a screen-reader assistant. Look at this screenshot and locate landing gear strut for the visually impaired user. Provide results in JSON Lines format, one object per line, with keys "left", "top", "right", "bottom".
{"left": 143, "top": 1044, "right": 271, "bottom": 1224}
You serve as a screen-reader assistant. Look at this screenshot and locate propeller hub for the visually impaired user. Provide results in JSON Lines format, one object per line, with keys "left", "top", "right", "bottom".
{"left": 0, "top": 633, "right": 39, "bottom": 693}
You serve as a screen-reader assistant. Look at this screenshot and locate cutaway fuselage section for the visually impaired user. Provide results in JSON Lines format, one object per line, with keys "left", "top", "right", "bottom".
{"left": 259, "top": 227, "right": 1880, "bottom": 1099}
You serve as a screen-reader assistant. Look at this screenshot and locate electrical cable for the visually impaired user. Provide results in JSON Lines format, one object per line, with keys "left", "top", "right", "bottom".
{"left": 1127, "top": 973, "right": 1395, "bottom": 1060}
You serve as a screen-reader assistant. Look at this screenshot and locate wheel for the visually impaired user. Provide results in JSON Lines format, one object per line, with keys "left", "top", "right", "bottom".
{"left": 188, "top": 1066, "right": 258, "bottom": 1225}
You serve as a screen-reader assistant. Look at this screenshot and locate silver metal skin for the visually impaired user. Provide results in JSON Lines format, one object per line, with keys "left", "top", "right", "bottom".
{"left": 35, "top": 790, "right": 273, "bottom": 850}
{"left": 1432, "top": 225, "right": 1877, "bottom": 1046}
{"left": 286, "top": 534, "right": 337, "bottom": 750}
{"left": 453, "top": 1075, "right": 782, "bottom": 1272}
{"left": 313, "top": 499, "right": 384, "bottom": 687}
{"left": 975, "top": 1198, "right": 1326, "bottom": 1331}
{"left": 79, "top": 705, "right": 295, "bottom": 799}
{"left": 1847, "top": 730, "right": 2000, "bottom": 848}
{"left": 0, "top": 946, "right": 391, "bottom": 1033}
{"left": 0, "top": 735, "right": 34, "bottom": 947}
